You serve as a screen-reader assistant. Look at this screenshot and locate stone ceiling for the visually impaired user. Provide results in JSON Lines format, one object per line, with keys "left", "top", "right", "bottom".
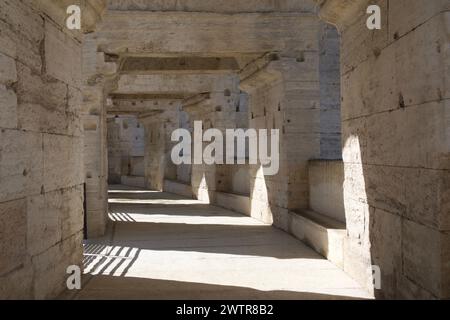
{"left": 107, "top": 0, "right": 317, "bottom": 13}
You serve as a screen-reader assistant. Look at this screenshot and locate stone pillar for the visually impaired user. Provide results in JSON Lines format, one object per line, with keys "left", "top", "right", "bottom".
{"left": 106, "top": 117, "right": 122, "bottom": 184}
{"left": 141, "top": 106, "right": 181, "bottom": 191}
{"left": 240, "top": 45, "right": 324, "bottom": 225}
{"left": 176, "top": 110, "right": 193, "bottom": 184}
{"left": 241, "top": 67, "right": 286, "bottom": 224}
{"left": 81, "top": 45, "right": 117, "bottom": 238}
{"left": 316, "top": 0, "right": 450, "bottom": 299}
{"left": 183, "top": 100, "right": 218, "bottom": 203}
{"left": 0, "top": 0, "right": 105, "bottom": 299}
{"left": 182, "top": 85, "right": 242, "bottom": 203}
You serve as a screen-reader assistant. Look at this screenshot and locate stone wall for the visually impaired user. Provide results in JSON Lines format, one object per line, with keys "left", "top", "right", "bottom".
{"left": 0, "top": 0, "right": 105, "bottom": 299}
{"left": 317, "top": 0, "right": 450, "bottom": 299}
{"left": 309, "top": 160, "right": 345, "bottom": 223}
{"left": 107, "top": 116, "right": 145, "bottom": 185}
{"left": 319, "top": 23, "right": 341, "bottom": 160}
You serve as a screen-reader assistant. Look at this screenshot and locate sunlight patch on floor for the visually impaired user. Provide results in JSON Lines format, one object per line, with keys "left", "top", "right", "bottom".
{"left": 83, "top": 244, "right": 371, "bottom": 299}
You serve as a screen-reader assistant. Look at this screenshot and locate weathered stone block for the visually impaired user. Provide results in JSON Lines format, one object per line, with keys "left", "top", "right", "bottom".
{"left": 309, "top": 160, "right": 345, "bottom": 222}
{"left": 0, "top": 85, "right": 18, "bottom": 129}
{"left": 27, "top": 192, "right": 61, "bottom": 256}
{"left": 404, "top": 168, "right": 449, "bottom": 230}
{"left": 343, "top": 163, "right": 367, "bottom": 204}
{"left": 0, "top": 129, "right": 43, "bottom": 203}
{"left": 0, "top": 199, "right": 27, "bottom": 275}
{"left": 0, "top": 0, "right": 44, "bottom": 44}
{"left": 43, "top": 134, "right": 84, "bottom": 192}
{"left": 402, "top": 219, "right": 442, "bottom": 297}
{"left": 369, "top": 208, "right": 402, "bottom": 299}
{"left": 67, "top": 87, "right": 83, "bottom": 137}
{"left": 16, "top": 63, "right": 70, "bottom": 135}
{"left": 343, "top": 235, "right": 373, "bottom": 293}
{"left": 393, "top": 14, "right": 449, "bottom": 104}
{"left": 366, "top": 101, "right": 448, "bottom": 169}
{"left": 0, "top": 262, "right": 33, "bottom": 299}
{"left": 0, "top": 53, "right": 17, "bottom": 84}
{"left": 0, "top": 20, "right": 18, "bottom": 58}
{"left": 44, "top": 22, "right": 82, "bottom": 86}
{"left": 32, "top": 231, "right": 84, "bottom": 299}
{"left": 365, "top": 165, "right": 406, "bottom": 217}
{"left": 388, "top": 0, "right": 450, "bottom": 40}
{"left": 0, "top": 1, "right": 43, "bottom": 71}
{"left": 342, "top": 117, "right": 367, "bottom": 164}
{"left": 340, "top": 0, "right": 389, "bottom": 74}
{"left": 397, "top": 274, "right": 437, "bottom": 300}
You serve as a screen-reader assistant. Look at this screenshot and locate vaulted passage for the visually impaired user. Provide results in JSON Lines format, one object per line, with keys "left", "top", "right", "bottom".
{"left": 1, "top": 0, "right": 449, "bottom": 300}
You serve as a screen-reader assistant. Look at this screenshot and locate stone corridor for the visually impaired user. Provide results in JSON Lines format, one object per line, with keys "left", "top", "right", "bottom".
{"left": 62, "top": 186, "right": 370, "bottom": 300}
{"left": 1, "top": 0, "right": 449, "bottom": 300}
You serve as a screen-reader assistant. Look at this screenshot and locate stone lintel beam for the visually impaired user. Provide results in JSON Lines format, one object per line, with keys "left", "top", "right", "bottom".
{"left": 108, "top": 97, "right": 182, "bottom": 115}
{"left": 96, "top": 11, "right": 320, "bottom": 55}
{"left": 109, "top": 93, "right": 187, "bottom": 100}
{"left": 107, "top": 0, "right": 316, "bottom": 13}
{"left": 113, "top": 74, "right": 239, "bottom": 95}
{"left": 240, "top": 67, "right": 282, "bottom": 93}
{"left": 120, "top": 57, "right": 240, "bottom": 73}
{"left": 107, "top": 107, "right": 163, "bottom": 116}
{"left": 239, "top": 52, "right": 280, "bottom": 82}
{"left": 182, "top": 93, "right": 211, "bottom": 108}
{"left": 138, "top": 110, "right": 166, "bottom": 121}
{"left": 182, "top": 101, "right": 213, "bottom": 115}
{"left": 314, "top": 0, "right": 370, "bottom": 31}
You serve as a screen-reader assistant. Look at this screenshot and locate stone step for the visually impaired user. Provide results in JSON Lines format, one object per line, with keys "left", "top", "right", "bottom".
{"left": 121, "top": 176, "right": 145, "bottom": 188}
{"left": 164, "top": 179, "right": 193, "bottom": 198}
{"left": 287, "top": 209, "right": 346, "bottom": 269}
{"left": 215, "top": 192, "right": 251, "bottom": 216}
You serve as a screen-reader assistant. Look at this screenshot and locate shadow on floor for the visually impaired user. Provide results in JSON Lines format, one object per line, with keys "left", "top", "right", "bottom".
{"left": 66, "top": 185, "right": 370, "bottom": 300}
{"left": 100, "top": 221, "right": 321, "bottom": 259}
{"left": 108, "top": 203, "right": 242, "bottom": 218}
{"left": 73, "top": 275, "right": 365, "bottom": 300}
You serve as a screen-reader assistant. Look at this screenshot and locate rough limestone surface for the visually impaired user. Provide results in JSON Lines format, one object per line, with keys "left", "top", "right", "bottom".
{"left": 107, "top": 116, "right": 145, "bottom": 185}
{"left": 317, "top": 0, "right": 450, "bottom": 299}
{"left": 2, "top": 0, "right": 448, "bottom": 301}
{"left": 0, "top": 0, "right": 106, "bottom": 299}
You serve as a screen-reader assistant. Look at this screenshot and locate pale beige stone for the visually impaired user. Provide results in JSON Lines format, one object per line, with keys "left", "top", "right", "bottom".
{"left": 0, "top": 199, "right": 27, "bottom": 275}
{"left": 0, "top": 85, "right": 18, "bottom": 129}
{"left": 0, "top": 53, "right": 17, "bottom": 84}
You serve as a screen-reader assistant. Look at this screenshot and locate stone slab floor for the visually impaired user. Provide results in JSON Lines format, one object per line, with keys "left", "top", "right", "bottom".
{"left": 62, "top": 185, "right": 372, "bottom": 300}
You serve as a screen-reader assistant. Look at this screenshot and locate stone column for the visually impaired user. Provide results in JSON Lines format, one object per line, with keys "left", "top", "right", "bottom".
{"left": 240, "top": 44, "right": 325, "bottom": 225}
{"left": 82, "top": 43, "right": 117, "bottom": 238}
{"left": 141, "top": 107, "right": 181, "bottom": 191}
{"left": 316, "top": 0, "right": 450, "bottom": 299}
{"left": 182, "top": 85, "right": 242, "bottom": 203}
{"left": 183, "top": 99, "right": 218, "bottom": 203}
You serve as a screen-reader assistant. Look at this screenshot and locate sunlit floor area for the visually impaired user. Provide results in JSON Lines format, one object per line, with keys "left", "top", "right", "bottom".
{"left": 66, "top": 185, "right": 372, "bottom": 300}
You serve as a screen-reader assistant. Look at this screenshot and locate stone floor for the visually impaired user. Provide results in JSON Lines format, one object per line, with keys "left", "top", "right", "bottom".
{"left": 63, "top": 185, "right": 372, "bottom": 300}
